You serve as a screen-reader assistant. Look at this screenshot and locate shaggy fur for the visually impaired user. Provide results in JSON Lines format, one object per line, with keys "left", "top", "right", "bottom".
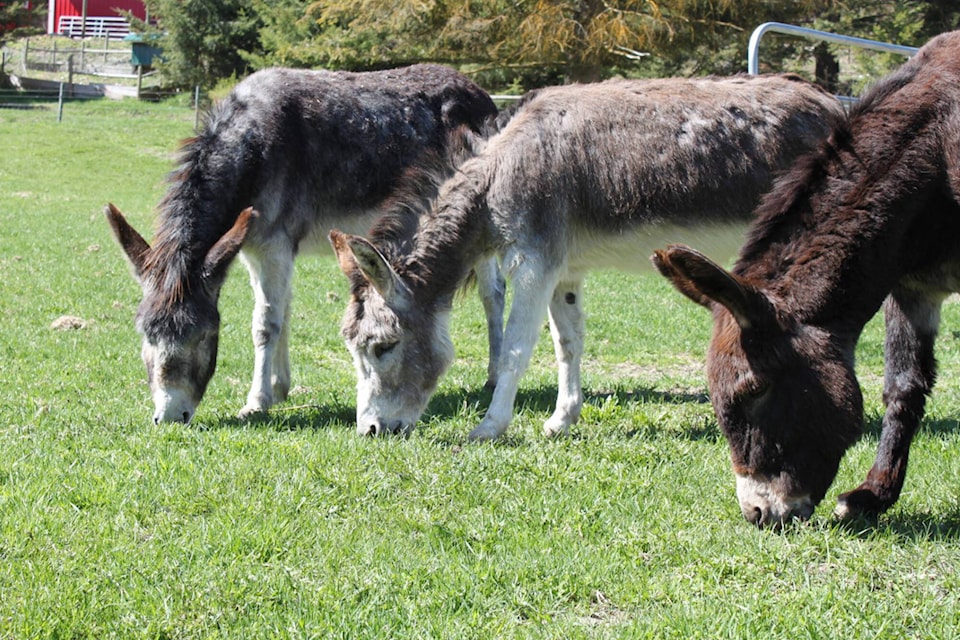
{"left": 332, "top": 73, "right": 843, "bottom": 439}
{"left": 106, "top": 64, "right": 499, "bottom": 424}
{"left": 655, "top": 30, "right": 960, "bottom": 526}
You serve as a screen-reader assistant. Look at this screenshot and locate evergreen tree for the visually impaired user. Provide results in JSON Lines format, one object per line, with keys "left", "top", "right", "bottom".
{"left": 0, "top": 1, "right": 45, "bottom": 45}
{"left": 131, "top": 0, "right": 960, "bottom": 92}
{"left": 138, "top": 0, "right": 262, "bottom": 90}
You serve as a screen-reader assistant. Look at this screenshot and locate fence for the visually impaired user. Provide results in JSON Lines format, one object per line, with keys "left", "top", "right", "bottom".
{"left": 0, "top": 81, "right": 205, "bottom": 124}
{"left": 747, "top": 22, "right": 919, "bottom": 103}
{"left": 57, "top": 15, "right": 132, "bottom": 40}
{"left": 0, "top": 36, "right": 167, "bottom": 107}
{"left": 4, "top": 37, "right": 142, "bottom": 78}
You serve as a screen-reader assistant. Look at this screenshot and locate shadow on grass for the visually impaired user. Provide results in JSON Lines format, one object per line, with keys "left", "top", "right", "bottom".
{"left": 827, "top": 413, "right": 960, "bottom": 540}
{"left": 423, "top": 382, "right": 715, "bottom": 444}
{"left": 427, "top": 383, "right": 709, "bottom": 418}
{"left": 831, "top": 507, "right": 960, "bottom": 541}
{"left": 197, "top": 381, "right": 714, "bottom": 436}
{"left": 197, "top": 401, "right": 356, "bottom": 432}
{"left": 861, "top": 411, "right": 960, "bottom": 440}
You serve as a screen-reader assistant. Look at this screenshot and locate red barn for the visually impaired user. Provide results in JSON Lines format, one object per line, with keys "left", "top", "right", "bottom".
{"left": 47, "top": 0, "right": 147, "bottom": 38}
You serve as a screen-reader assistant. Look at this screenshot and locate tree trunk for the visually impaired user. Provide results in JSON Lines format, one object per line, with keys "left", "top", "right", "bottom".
{"left": 814, "top": 42, "right": 839, "bottom": 94}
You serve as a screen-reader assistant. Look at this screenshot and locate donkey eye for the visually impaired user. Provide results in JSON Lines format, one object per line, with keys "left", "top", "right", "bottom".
{"left": 744, "top": 381, "right": 770, "bottom": 401}
{"left": 735, "top": 376, "right": 769, "bottom": 403}
{"left": 373, "top": 342, "right": 398, "bottom": 359}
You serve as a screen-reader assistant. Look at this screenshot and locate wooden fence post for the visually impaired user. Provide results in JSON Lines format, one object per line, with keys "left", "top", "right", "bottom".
{"left": 67, "top": 55, "right": 74, "bottom": 97}
{"left": 57, "top": 82, "right": 64, "bottom": 122}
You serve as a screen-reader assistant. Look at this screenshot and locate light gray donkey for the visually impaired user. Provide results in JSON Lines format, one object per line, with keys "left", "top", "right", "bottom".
{"left": 105, "top": 64, "right": 500, "bottom": 424}
{"left": 330, "top": 74, "right": 844, "bottom": 439}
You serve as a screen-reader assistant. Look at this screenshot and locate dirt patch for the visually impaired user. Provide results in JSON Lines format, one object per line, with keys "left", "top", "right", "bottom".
{"left": 50, "top": 315, "right": 89, "bottom": 330}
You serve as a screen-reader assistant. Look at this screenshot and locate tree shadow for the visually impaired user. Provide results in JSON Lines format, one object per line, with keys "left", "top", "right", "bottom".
{"left": 861, "top": 411, "right": 960, "bottom": 440}
{"left": 829, "top": 506, "right": 960, "bottom": 541}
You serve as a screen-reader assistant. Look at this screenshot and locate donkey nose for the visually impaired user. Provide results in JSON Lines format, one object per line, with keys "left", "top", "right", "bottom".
{"left": 152, "top": 409, "right": 193, "bottom": 425}
{"left": 745, "top": 505, "right": 766, "bottom": 526}
{"left": 363, "top": 420, "right": 404, "bottom": 436}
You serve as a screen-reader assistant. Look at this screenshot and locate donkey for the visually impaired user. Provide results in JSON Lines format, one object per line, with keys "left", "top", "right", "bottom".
{"left": 329, "top": 74, "right": 843, "bottom": 438}
{"left": 653, "top": 30, "right": 960, "bottom": 527}
{"left": 105, "top": 64, "right": 501, "bottom": 425}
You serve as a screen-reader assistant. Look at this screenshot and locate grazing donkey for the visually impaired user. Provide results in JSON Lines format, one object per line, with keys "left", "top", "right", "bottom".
{"left": 105, "top": 64, "right": 500, "bottom": 425}
{"left": 653, "top": 31, "right": 960, "bottom": 527}
{"left": 329, "top": 74, "right": 843, "bottom": 438}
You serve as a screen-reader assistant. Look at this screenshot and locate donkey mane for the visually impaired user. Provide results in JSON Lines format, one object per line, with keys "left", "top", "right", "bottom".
{"left": 354, "top": 123, "right": 495, "bottom": 299}
{"left": 141, "top": 99, "right": 260, "bottom": 308}
{"left": 736, "top": 59, "right": 924, "bottom": 278}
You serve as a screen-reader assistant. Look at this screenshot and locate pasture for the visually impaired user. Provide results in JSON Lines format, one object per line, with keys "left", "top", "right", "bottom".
{"left": 2, "top": 99, "right": 960, "bottom": 637}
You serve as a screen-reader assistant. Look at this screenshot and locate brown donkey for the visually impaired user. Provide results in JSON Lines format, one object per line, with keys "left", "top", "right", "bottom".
{"left": 655, "top": 30, "right": 960, "bottom": 527}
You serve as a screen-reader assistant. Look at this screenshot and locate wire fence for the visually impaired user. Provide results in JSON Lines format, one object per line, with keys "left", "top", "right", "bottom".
{"left": 0, "top": 35, "right": 208, "bottom": 123}
{"left": 0, "top": 35, "right": 179, "bottom": 113}
{"left": 3, "top": 37, "right": 144, "bottom": 79}
{"left": 0, "top": 82, "right": 206, "bottom": 124}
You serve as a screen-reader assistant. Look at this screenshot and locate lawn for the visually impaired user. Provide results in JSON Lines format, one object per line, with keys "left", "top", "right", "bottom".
{"left": 2, "top": 98, "right": 960, "bottom": 638}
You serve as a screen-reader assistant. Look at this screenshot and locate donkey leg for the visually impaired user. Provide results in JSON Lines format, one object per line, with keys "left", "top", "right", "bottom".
{"left": 238, "top": 244, "right": 295, "bottom": 418}
{"left": 272, "top": 295, "right": 293, "bottom": 401}
{"left": 469, "top": 260, "right": 559, "bottom": 441}
{"left": 835, "top": 287, "right": 943, "bottom": 519}
{"left": 543, "top": 277, "right": 586, "bottom": 437}
{"left": 474, "top": 256, "right": 505, "bottom": 390}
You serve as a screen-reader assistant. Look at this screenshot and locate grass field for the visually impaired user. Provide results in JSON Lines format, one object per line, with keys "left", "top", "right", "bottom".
{"left": 4, "top": 99, "right": 960, "bottom": 638}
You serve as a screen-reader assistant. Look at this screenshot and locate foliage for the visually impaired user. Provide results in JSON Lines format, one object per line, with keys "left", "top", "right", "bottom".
{"left": 245, "top": 0, "right": 831, "bottom": 85}
{"left": 134, "top": 0, "right": 262, "bottom": 90}
{"left": 795, "top": 1, "right": 960, "bottom": 95}
{"left": 0, "top": 0, "right": 45, "bottom": 45}
{"left": 129, "top": 0, "right": 960, "bottom": 92}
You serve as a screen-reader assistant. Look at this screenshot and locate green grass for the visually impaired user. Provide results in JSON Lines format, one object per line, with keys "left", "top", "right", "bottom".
{"left": 4, "top": 99, "right": 960, "bottom": 638}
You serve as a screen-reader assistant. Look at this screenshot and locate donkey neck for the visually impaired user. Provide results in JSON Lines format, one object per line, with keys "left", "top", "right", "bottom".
{"left": 143, "top": 194, "right": 247, "bottom": 311}
{"left": 143, "top": 135, "right": 256, "bottom": 300}
{"left": 402, "top": 162, "right": 493, "bottom": 302}
{"left": 738, "top": 108, "right": 956, "bottom": 340}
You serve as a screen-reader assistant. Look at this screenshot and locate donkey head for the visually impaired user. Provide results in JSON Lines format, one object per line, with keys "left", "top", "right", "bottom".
{"left": 653, "top": 245, "right": 863, "bottom": 527}
{"left": 105, "top": 204, "right": 254, "bottom": 424}
{"left": 330, "top": 230, "right": 454, "bottom": 436}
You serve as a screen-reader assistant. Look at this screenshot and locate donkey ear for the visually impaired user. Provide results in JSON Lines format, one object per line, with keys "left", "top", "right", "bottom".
{"left": 329, "top": 229, "right": 359, "bottom": 276}
{"left": 651, "top": 246, "right": 714, "bottom": 309}
{"left": 332, "top": 232, "right": 410, "bottom": 305}
{"left": 104, "top": 203, "right": 150, "bottom": 279}
{"left": 652, "top": 244, "right": 772, "bottom": 331}
{"left": 202, "top": 207, "right": 257, "bottom": 283}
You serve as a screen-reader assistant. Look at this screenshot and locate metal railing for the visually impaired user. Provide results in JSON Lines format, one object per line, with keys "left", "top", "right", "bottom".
{"left": 747, "top": 22, "right": 919, "bottom": 103}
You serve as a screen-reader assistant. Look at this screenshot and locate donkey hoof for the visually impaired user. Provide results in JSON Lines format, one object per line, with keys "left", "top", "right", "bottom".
{"left": 468, "top": 420, "right": 506, "bottom": 442}
{"left": 543, "top": 420, "right": 571, "bottom": 438}
{"left": 238, "top": 404, "right": 268, "bottom": 421}
{"left": 834, "top": 486, "right": 889, "bottom": 521}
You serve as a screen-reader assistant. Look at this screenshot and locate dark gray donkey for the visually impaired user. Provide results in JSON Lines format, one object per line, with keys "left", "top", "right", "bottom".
{"left": 105, "top": 64, "right": 500, "bottom": 424}
{"left": 330, "top": 74, "right": 844, "bottom": 439}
